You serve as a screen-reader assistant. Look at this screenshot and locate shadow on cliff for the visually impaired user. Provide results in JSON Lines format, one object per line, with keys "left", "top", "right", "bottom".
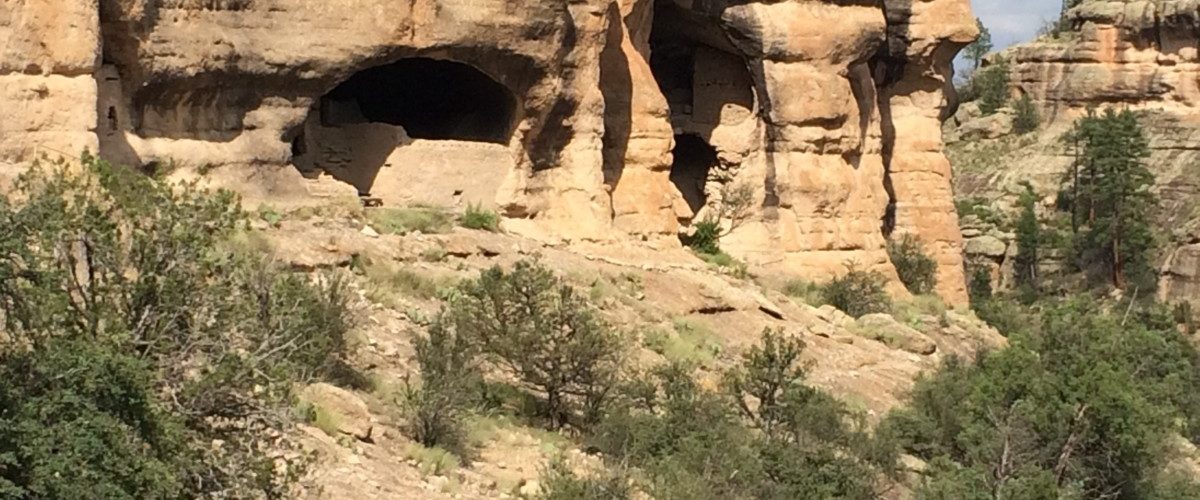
{"left": 601, "top": 3, "right": 633, "bottom": 197}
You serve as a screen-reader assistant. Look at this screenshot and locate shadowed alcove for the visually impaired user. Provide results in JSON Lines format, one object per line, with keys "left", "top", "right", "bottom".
{"left": 648, "top": 1, "right": 755, "bottom": 222}
{"left": 669, "top": 134, "right": 717, "bottom": 214}
{"left": 292, "top": 57, "right": 520, "bottom": 199}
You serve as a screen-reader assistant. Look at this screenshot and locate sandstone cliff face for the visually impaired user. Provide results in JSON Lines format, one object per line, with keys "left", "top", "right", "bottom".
{"left": 0, "top": 0, "right": 975, "bottom": 304}
{"left": 1012, "top": 0, "right": 1200, "bottom": 118}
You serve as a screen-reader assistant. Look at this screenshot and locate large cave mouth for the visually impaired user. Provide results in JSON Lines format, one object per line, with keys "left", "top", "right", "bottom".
{"left": 290, "top": 58, "right": 520, "bottom": 197}
{"left": 319, "top": 58, "right": 517, "bottom": 143}
{"left": 670, "top": 134, "right": 717, "bottom": 216}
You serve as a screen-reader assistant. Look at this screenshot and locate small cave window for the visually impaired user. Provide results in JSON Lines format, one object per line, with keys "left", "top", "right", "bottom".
{"left": 320, "top": 58, "right": 517, "bottom": 143}
{"left": 669, "top": 134, "right": 717, "bottom": 215}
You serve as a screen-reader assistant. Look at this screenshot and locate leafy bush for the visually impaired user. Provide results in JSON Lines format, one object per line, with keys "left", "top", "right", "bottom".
{"left": 782, "top": 279, "right": 824, "bottom": 307}
{"left": 401, "top": 316, "right": 481, "bottom": 456}
{"left": 538, "top": 459, "right": 633, "bottom": 500}
{"left": 643, "top": 320, "right": 721, "bottom": 367}
{"left": 0, "top": 154, "right": 354, "bottom": 497}
{"left": 592, "top": 331, "right": 897, "bottom": 499}
{"left": 821, "top": 263, "right": 892, "bottom": 318}
{"left": 444, "top": 260, "right": 623, "bottom": 429}
{"left": 686, "top": 220, "right": 722, "bottom": 255}
{"left": 684, "top": 183, "right": 755, "bottom": 255}
{"left": 460, "top": 203, "right": 500, "bottom": 232}
{"left": 887, "top": 234, "right": 938, "bottom": 295}
{"left": 882, "top": 299, "right": 1200, "bottom": 497}
{"left": 967, "top": 264, "right": 993, "bottom": 305}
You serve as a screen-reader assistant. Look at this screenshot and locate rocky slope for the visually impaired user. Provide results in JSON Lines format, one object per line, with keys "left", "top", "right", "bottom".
{"left": 949, "top": 0, "right": 1200, "bottom": 303}
{"left": 251, "top": 193, "right": 1004, "bottom": 498}
{"left": 0, "top": 0, "right": 977, "bottom": 303}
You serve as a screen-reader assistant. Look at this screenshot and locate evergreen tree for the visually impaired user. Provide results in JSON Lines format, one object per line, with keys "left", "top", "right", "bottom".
{"left": 1013, "top": 183, "right": 1040, "bottom": 294}
{"left": 974, "top": 58, "right": 1009, "bottom": 116}
{"left": 963, "top": 18, "right": 993, "bottom": 70}
{"left": 1069, "top": 109, "right": 1157, "bottom": 290}
{"left": 1013, "top": 94, "right": 1040, "bottom": 134}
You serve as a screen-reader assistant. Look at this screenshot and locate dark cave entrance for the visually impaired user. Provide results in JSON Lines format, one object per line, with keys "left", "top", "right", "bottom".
{"left": 291, "top": 58, "right": 519, "bottom": 195}
{"left": 669, "top": 134, "right": 717, "bottom": 215}
{"left": 317, "top": 58, "right": 516, "bottom": 143}
{"left": 647, "top": 1, "right": 754, "bottom": 223}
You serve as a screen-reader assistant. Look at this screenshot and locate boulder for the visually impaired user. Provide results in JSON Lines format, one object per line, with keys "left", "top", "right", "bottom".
{"left": 965, "top": 235, "right": 1009, "bottom": 258}
{"left": 300, "top": 383, "right": 373, "bottom": 441}
{"left": 855, "top": 313, "right": 938, "bottom": 355}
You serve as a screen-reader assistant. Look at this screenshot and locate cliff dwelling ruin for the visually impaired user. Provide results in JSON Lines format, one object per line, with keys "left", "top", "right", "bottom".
{"left": 648, "top": 0, "right": 756, "bottom": 222}
{"left": 292, "top": 58, "right": 519, "bottom": 201}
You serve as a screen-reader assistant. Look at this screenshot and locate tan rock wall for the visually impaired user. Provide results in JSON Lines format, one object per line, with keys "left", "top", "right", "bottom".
{"left": 0, "top": 0, "right": 977, "bottom": 305}
{"left": 0, "top": 0, "right": 101, "bottom": 166}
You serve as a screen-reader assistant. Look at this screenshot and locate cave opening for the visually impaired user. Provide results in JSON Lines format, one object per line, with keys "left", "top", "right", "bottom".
{"left": 291, "top": 57, "right": 519, "bottom": 197}
{"left": 646, "top": 1, "right": 755, "bottom": 225}
{"left": 669, "top": 134, "right": 717, "bottom": 215}
{"left": 318, "top": 58, "right": 517, "bottom": 143}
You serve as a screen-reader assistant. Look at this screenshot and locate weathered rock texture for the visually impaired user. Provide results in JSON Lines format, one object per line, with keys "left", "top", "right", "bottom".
{"left": 1011, "top": 0, "right": 1200, "bottom": 119}
{"left": 0, "top": 0, "right": 975, "bottom": 303}
{"left": 953, "top": 0, "right": 1200, "bottom": 304}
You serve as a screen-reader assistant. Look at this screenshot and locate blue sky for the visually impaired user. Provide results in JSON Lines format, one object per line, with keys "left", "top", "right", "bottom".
{"left": 972, "top": 0, "right": 1063, "bottom": 49}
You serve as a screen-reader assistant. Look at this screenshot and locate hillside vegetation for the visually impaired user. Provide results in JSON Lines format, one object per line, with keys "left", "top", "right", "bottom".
{"left": 2, "top": 153, "right": 1199, "bottom": 498}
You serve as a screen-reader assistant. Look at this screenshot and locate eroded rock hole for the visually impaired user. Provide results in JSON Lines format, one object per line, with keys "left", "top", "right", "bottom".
{"left": 669, "top": 134, "right": 717, "bottom": 216}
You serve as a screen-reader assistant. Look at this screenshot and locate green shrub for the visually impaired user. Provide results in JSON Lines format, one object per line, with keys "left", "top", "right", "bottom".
{"left": 643, "top": 320, "right": 721, "bottom": 366}
{"left": 697, "top": 250, "right": 749, "bottom": 279}
{"left": 782, "top": 279, "right": 824, "bottom": 307}
{"left": 1013, "top": 94, "right": 1041, "bottom": 134}
{"left": 460, "top": 203, "right": 500, "bottom": 232}
{"left": 592, "top": 331, "right": 897, "bottom": 500}
{"left": 883, "top": 299, "right": 1200, "bottom": 497}
{"left": 973, "top": 59, "right": 1010, "bottom": 115}
{"left": 401, "top": 315, "right": 481, "bottom": 456}
{"left": 887, "top": 234, "right": 938, "bottom": 295}
{"left": 0, "top": 154, "right": 354, "bottom": 497}
{"left": 967, "top": 264, "right": 993, "bottom": 305}
{"left": 0, "top": 338, "right": 185, "bottom": 498}
{"left": 821, "top": 264, "right": 892, "bottom": 318}
{"left": 445, "top": 260, "right": 623, "bottom": 429}
{"left": 538, "top": 459, "right": 633, "bottom": 500}
{"left": 687, "top": 220, "right": 722, "bottom": 255}
{"left": 368, "top": 206, "right": 452, "bottom": 234}
{"left": 363, "top": 261, "right": 450, "bottom": 302}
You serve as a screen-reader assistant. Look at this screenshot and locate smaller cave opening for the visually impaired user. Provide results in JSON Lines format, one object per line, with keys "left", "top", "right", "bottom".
{"left": 320, "top": 58, "right": 517, "bottom": 143}
{"left": 670, "top": 134, "right": 717, "bottom": 216}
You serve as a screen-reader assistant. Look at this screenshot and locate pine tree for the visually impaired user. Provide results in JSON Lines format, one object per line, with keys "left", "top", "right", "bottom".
{"left": 1069, "top": 109, "right": 1157, "bottom": 290}
{"left": 974, "top": 58, "right": 1009, "bottom": 116}
{"left": 1013, "top": 183, "right": 1040, "bottom": 295}
{"left": 1013, "top": 94, "right": 1040, "bottom": 134}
